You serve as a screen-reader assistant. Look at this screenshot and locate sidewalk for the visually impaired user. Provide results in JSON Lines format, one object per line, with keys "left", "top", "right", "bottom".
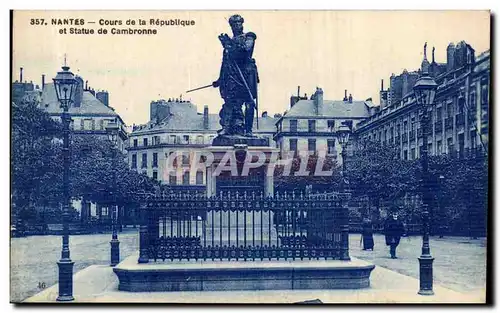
{"left": 24, "top": 256, "right": 485, "bottom": 304}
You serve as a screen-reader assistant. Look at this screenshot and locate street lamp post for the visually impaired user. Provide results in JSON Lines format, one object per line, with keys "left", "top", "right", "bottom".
{"left": 413, "top": 67, "right": 437, "bottom": 296}
{"left": 337, "top": 124, "right": 352, "bottom": 191}
{"left": 107, "top": 123, "right": 120, "bottom": 266}
{"left": 53, "top": 61, "right": 78, "bottom": 301}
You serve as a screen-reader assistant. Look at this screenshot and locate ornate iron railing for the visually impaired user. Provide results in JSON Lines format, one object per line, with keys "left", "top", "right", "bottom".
{"left": 137, "top": 191, "right": 351, "bottom": 262}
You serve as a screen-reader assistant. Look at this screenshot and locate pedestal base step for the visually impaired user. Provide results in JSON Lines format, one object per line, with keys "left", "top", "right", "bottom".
{"left": 113, "top": 255, "right": 375, "bottom": 292}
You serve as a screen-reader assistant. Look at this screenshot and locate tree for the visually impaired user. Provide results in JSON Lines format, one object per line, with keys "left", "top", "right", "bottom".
{"left": 346, "top": 140, "right": 417, "bottom": 223}
{"left": 12, "top": 99, "right": 158, "bottom": 228}
{"left": 273, "top": 153, "right": 343, "bottom": 193}
{"left": 11, "top": 100, "right": 63, "bottom": 225}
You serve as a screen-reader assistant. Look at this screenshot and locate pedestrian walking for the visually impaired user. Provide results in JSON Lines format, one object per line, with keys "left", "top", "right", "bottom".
{"left": 362, "top": 217, "right": 374, "bottom": 251}
{"left": 384, "top": 211, "right": 405, "bottom": 259}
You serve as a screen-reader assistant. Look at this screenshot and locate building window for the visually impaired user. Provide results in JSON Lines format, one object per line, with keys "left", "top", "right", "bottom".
{"left": 80, "top": 119, "right": 84, "bottom": 130}
{"left": 469, "top": 93, "right": 477, "bottom": 111}
{"left": 99, "top": 120, "right": 104, "bottom": 130}
{"left": 91, "top": 120, "right": 95, "bottom": 130}
{"left": 410, "top": 117, "right": 415, "bottom": 131}
{"left": 183, "top": 135, "right": 190, "bottom": 144}
{"left": 470, "top": 130, "right": 477, "bottom": 149}
{"left": 396, "top": 124, "right": 400, "bottom": 136}
{"left": 437, "top": 107, "right": 443, "bottom": 120}
{"left": 403, "top": 150, "right": 408, "bottom": 160}
{"left": 437, "top": 140, "right": 442, "bottom": 154}
{"left": 428, "top": 143, "right": 432, "bottom": 155}
{"left": 141, "top": 153, "right": 147, "bottom": 168}
{"left": 182, "top": 172, "right": 190, "bottom": 185}
{"left": 447, "top": 102, "right": 453, "bottom": 118}
{"left": 182, "top": 154, "right": 189, "bottom": 166}
{"left": 447, "top": 137, "right": 453, "bottom": 154}
{"left": 327, "top": 120, "right": 335, "bottom": 130}
{"left": 170, "top": 135, "right": 177, "bottom": 144}
{"left": 152, "top": 152, "right": 158, "bottom": 168}
{"left": 196, "top": 171, "right": 203, "bottom": 185}
{"left": 410, "top": 148, "right": 415, "bottom": 160}
{"left": 403, "top": 121, "right": 408, "bottom": 133}
{"left": 152, "top": 171, "right": 158, "bottom": 181}
{"left": 143, "top": 138, "right": 148, "bottom": 147}
{"left": 133, "top": 139, "right": 138, "bottom": 147}
{"left": 131, "top": 154, "right": 137, "bottom": 169}
{"left": 327, "top": 139, "right": 335, "bottom": 154}
{"left": 196, "top": 135, "right": 204, "bottom": 144}
{"left": 290, "top": 120, "right": 298, "bottom": 132}
{"left": 169, "top": 174, "right": 177, "bottom": 185}
{"left": 289, "top": 139, "right": 298, "bottom": 155}
{"left": 458, "top": 97, "right": 465, "bottom": 114}
{"left": 308, "top": 120, "right": 316, "bottom": 132}
{"left": 208, "top": 135, "right": 215, "bottom": 143}
{"left": 153, "top": 136, "right": 160, "bottom": 145}
{"left": 308, "top": 139, "right": 316, "bottom": 152}
{"left": 458, "top": 133, "right": 465, "bottom": 157}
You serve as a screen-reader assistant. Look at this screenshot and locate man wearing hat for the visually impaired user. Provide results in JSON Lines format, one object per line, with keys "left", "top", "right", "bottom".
{"left": 384, "top": 209, "right": 405, "bottom": 259}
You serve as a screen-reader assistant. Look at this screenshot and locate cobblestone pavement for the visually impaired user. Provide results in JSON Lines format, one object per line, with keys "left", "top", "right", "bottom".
{"left": 349, "top": 234, "right": 487, "bottom": 295}
{"left": 10, "top": 231, "right": 486, "bottom": 302}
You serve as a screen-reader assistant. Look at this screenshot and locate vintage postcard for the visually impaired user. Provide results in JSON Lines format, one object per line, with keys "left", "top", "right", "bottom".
{"left": 10, "top": 10, "right": 490, "bottom": 304}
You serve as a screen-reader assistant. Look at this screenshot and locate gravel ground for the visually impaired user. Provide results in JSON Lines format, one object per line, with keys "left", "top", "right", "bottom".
{"left": 10, "top": 231, "right": 486, "bottom": 302}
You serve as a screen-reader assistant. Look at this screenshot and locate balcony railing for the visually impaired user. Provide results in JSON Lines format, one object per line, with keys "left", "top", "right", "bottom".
{"left": 138, "top": 191, "right": 351, "bottom": 263}
{"left": 402, "top": 135, "right": 408, "bottom": 144}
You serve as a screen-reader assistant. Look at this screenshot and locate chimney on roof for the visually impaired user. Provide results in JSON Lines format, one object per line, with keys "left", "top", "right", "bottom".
{"left": 203, "top": 105, "right": 209, "bottom": 130}
{"left": 349, "top": 94, "right": 353, "bottom": 103}
{"left": 314, "top": 87, "right": 323, "bottom": 115}
{"left": 41, "top": 74, "right": 45, "bottom": 90}
{"left": 20, "top": 67, "right": 23, "bottom": 83}
{"left": 381, "top": 79, "right": 384, "bottom": 91}
{"left": 96, "top": 90, "right": 109, "bottom": 106}
{"left": 343, "top": 89, "right": 348, "bottom": 102}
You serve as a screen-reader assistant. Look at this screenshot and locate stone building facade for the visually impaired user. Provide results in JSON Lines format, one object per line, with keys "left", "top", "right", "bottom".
{"left": 128, "top": 99, "right": 277, "bottom": 186}
{"left": 355, "top": 42, "right": 490, "bottom": 160}
{"left": 274, "top": 87, "right": 376, "bottom": 164}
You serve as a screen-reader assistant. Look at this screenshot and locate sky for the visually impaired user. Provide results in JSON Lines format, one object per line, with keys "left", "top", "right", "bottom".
{"left": 12, "top": 10, "right": 490, "bottom": 126}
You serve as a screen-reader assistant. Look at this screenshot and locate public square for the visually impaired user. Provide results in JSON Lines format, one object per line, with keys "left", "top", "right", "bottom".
{"left": 10, "top": 232, "right": 486, "bottom": 302}
{"left": 10, "top": 11, "right": 490, "bottom": 304}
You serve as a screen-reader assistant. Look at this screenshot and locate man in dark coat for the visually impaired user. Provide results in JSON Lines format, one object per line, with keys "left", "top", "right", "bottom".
{"left": 384, "top": 212, "right": 405, "bottom": 259}
{"left": 361, "top": 218, "right": 374, "bottom": 251}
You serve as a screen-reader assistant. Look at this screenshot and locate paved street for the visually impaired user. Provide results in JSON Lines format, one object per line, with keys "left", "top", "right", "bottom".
{"left": 349, "top": 234, "right": 487, "bottom": 295}
{"left": 11, "top": 231, "right": 486, "bottom": 302}
{"left": 10, "top": 229, "right": 139, "bottom": 303}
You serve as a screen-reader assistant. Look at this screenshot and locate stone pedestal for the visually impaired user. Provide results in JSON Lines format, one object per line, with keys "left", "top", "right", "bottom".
{"left": 204, "top": 141, "right": 279, "bottom": 246}
{"left": 205, "top": 143, "right": 279, "bottom": 197}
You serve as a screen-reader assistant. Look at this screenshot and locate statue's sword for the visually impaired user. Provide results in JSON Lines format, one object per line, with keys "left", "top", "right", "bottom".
{"left": 186, "top": 84, "right": 213, "bottom": 93}
{"left": 232, "top": 61, "right": 259, "bottom": 129}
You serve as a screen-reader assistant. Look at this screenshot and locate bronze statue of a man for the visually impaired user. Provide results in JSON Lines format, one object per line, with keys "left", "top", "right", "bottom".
{"left": 212, "top": 14, "right": 259, "bottom": 137}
